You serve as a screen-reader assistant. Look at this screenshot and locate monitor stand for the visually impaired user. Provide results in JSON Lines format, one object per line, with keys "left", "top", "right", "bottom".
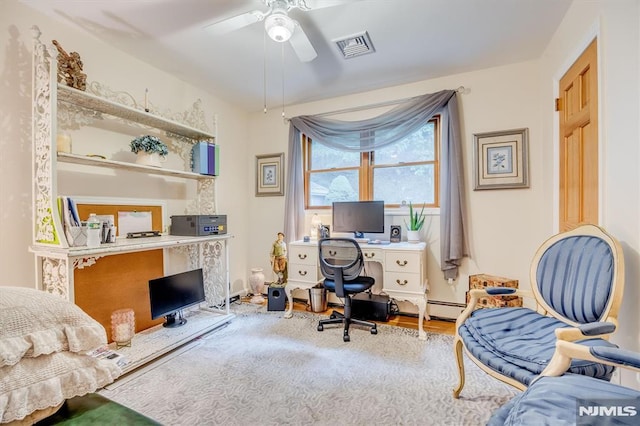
{"left": 353, "top": 232, "right": 369, "bottom": 244}
{"left": 163, "top": 310, "right": 187, "bottom": 328}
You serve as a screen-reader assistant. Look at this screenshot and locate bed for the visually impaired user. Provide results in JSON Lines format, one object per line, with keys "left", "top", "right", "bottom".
{"left": 0, "top": 287, "right": 122, "bottom": 424}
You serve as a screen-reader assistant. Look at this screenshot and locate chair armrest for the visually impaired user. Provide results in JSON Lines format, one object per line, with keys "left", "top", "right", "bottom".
{"left": 455, "top": 288, "right": 535, "bottom": 328}
{"left": 541, "top": 340, "right": 640, "bottom": 377}
{"left": 554, "top": 322, "right": 617, "bottom": 342}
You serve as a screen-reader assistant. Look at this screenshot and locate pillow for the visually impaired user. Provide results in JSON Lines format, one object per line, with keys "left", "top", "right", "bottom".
{"left": 0, "top": 351, "right": 121, "bottom": 424}
{"left": 0, "top": 287, "right": 107, "bottom": 367}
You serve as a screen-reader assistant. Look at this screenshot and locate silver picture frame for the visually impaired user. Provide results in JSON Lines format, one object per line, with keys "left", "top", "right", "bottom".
{"left": 256, "top": 152, "right": 284, "bottom": 196}
{"left": 473, "top": 128, "right": 529, "bottom": 190}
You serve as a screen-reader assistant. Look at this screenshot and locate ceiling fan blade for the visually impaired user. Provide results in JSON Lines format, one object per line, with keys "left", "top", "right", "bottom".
{"left": 204, "top": 10, "right": 263, "bottom": 35}
{"left": 289, "top": 23, "right": 317, "bottom": 62}
{"left": 298, "top": 0, "right": 363, "bottom": 10}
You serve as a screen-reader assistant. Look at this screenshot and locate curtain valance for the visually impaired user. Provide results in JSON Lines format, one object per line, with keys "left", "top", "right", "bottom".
{"left": 289, "top": 90, "right": 455, "bottom": 152}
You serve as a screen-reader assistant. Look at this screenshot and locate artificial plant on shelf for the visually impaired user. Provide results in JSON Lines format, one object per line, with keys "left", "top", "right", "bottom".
{"left": 130, "top": 135, "right": 168, "bottom": 156}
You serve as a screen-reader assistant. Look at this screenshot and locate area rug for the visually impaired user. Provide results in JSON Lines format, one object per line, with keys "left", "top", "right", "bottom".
{"left": 99, "top": 303, "right": 518, "bottom": 425}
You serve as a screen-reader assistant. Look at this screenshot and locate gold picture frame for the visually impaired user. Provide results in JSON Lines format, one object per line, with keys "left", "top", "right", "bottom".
{"left": 256, "top": 153, "right": 284, "bottom": 196}
{"left": 473, "top": 128, "right": 529, "bottom": 190}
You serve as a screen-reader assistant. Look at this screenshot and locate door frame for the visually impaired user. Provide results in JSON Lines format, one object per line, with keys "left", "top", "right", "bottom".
{"left": 552, "top": 23, "right": 603, "bottom": 233}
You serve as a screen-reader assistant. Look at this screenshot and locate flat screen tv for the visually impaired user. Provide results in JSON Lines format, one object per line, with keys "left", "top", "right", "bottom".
{"left": 149, "top": 268, "right": 205, "bottom": 328}
{"left": 332, "top": 200, "right": 385, "bottom": 237}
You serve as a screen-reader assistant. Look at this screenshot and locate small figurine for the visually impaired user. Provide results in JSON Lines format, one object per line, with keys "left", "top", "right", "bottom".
{"left": 270, "top": 232, "right": 288, "bottom": 284}
{"left": 52, "top": 40, "right": 87, "bottom": 91}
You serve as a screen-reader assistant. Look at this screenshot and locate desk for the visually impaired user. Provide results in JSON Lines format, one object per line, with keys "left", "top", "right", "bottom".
{"left": 285, "top": 240, "right": 430, "bottom": 340}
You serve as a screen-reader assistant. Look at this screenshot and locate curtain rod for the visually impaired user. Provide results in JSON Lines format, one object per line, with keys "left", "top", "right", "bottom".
{"left": 284, "top": 86, "right": 465, "bottom": 121}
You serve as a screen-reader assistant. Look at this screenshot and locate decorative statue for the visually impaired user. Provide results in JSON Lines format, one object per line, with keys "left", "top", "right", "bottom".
{"left": 52, "top": 40, "right": 87, "bottom": 91}
{"left": 270, "top": 232, "right": 287, "bottom": 284}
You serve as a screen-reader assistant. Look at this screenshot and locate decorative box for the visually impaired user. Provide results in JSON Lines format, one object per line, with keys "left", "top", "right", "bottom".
{"left": 467, "top": 274, "right": 522, "bottom": 309}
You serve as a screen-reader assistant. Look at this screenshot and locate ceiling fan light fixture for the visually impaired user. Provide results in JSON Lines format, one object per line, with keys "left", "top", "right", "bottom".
{"left": 265, "top": 12, "right": 295, "bottom": 42}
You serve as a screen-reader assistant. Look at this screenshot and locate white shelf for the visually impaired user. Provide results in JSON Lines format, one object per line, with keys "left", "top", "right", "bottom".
{"left": 57, "top": 84, "right": 215, "bottom": 141}
{"left": 109, "top": 308, "right": 234, "bottom": 375}
{"left": 30, "top": 234, "right": 232, "bottom": 258}
{"left": 57, "top": 152, "right": 214, "bottom": 180}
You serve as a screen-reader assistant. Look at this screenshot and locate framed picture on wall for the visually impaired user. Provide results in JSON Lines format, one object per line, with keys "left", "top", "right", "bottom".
{"left": 256, "top": 152, "right": 284, "bottom": 196}
{"left": 473, "top": 128, "right": 529, "bottom": 190}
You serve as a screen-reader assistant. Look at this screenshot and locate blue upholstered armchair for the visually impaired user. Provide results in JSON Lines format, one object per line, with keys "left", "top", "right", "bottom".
{"left": 488, "top": 341, "right": 640, "bottom": 425}
{"left": 453, "top": 224, "right": 625, "bottom": 398}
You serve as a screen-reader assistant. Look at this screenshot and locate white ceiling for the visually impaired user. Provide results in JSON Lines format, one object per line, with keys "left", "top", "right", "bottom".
{"left": 23, "top": 0, "right": 573, "bottom": 113}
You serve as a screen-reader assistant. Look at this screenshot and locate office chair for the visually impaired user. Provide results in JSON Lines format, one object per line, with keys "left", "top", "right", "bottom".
{"left": 317, "top": 238, "right": 377, "bottom": 342}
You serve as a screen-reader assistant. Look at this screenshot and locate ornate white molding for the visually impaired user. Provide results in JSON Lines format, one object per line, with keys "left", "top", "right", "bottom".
{"left": 32, "top": 27, "right": 58, "bottom": 245}
{"left": 41, "top": 257, "right": 69, "bottom": 298}
{"left": 72, "top": 256, "right": 103, "bottom": 269}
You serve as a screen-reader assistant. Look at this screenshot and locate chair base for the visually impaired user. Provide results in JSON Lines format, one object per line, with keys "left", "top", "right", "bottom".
{"left": 317, "top": 310, "right": 378, "bottom": 342}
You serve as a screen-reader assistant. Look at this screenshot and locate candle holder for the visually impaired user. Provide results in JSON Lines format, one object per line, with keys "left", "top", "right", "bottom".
{"left": 111, "top": 308, "right": 135, "bottom": 349}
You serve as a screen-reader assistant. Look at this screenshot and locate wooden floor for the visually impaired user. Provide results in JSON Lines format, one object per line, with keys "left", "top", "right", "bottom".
{"left": 246, "top": 297, "right": 456, "bottom": 336}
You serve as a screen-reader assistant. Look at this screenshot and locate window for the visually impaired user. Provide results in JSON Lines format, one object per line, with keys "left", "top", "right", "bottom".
{"left": 303, "top": 118, "right": 439, "bottom": 208}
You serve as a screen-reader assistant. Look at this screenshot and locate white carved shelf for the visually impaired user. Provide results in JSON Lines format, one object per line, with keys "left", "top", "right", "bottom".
{"left": 57, "top": 84, "right": 215, "bottom": 141}
{"left": 30, "top": 234, "right": 232, "bottom": 258}
{"left": 57, "top": 152, "right": 214, "bottom": 180}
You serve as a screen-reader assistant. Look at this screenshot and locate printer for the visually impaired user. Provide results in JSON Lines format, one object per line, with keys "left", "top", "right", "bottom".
{"left": 170, "top": 215, "right": 227, "bottom": 236}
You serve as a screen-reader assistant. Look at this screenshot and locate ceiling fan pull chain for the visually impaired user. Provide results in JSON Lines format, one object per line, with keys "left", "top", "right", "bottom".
{"left": 263, "top": 31, "right": 268, "bottom": 114}
{"left": 281, "top": 42, "right": 286, "bottom": 119}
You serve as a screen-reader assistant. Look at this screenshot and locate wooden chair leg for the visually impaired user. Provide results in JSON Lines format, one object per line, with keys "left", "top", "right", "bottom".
{"left": 453, "top": 336, "right": 465, "bottom": 399}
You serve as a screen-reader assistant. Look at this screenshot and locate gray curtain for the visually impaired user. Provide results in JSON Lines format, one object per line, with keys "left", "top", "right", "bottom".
{"left": 285, "top": 89, "right": 468, "bottom": 279}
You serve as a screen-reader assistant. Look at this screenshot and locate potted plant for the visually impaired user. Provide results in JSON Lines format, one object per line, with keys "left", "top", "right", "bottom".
{"left": 405, "top": 202, "right": 426, "bottom": 243}
{"left": 130, "top": 135, "right": 168, "bottom": 167}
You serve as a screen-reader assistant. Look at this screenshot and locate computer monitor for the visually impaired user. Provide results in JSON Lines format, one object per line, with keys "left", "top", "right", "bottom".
{"left": 332, "top": 201, "right": 385, "bottom": 238}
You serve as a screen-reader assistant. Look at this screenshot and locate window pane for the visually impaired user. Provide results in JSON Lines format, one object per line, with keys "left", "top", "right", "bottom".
{"left": 373, "top": 164, "right": 435, "bottom": 204}
{"left": 375, "top": 123, "right": 435, "bottom": 164}
{"left": 310, "top": 143, "right": 360, "bottom": 170}
{"left": 309, "top": 170, "right": 359, "bottom": 206}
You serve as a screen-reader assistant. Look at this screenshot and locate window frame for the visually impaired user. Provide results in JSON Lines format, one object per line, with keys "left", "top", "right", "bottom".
{"left": 303, "top": 116, "right": 440, "bottom": 209}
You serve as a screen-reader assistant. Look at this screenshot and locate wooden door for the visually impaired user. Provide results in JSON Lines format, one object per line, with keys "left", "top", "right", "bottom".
{"left": 558, "top": 39, "right": 598, "bottom": 231}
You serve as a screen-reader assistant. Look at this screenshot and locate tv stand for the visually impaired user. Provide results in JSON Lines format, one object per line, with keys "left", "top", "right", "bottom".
{"left": 163, "top": 311, "right": 187, "bottom": 328}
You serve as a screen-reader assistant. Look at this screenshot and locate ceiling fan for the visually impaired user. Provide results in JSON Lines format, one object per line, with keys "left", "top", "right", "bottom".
{"left": 204, "top": 0, "right": 358, "bottom": 63}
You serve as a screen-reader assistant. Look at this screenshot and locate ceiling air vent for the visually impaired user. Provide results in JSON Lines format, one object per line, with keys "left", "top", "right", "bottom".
{"left": 334, "top": 31, "right": 375, "bottom": 59}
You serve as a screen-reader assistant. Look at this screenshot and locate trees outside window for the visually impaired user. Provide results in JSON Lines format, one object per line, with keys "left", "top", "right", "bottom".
{"left": 304, "top": 118, "right": 439, "bottom": 208}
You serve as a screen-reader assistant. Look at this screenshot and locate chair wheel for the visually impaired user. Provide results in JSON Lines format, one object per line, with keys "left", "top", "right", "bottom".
{"left": 343, "top": 334, "right": 350, "bottom": 342}
{"left": 371, "top": 327, "right": 377, "bottom": 335}
{"left": 330, "top": 314, "right": 337, "bottom": 319}
{"left": 317, "top": 324, "right": 323, "bottom": 331}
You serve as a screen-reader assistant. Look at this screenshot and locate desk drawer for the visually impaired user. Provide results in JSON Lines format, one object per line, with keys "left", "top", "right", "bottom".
{"left": 384, "top": 251, "right": 422, "bottom": 273}
{"left": 362, "top": 248, "right": 382, "bottom": 262}
{"left": 384, "top": 271, "right": 423, "bottom": 294}
{"left": 289, "top": 263, "right": 320, "bottom": 283}
{"left": 289, "top": 245, "right": 318, "bottom": 266}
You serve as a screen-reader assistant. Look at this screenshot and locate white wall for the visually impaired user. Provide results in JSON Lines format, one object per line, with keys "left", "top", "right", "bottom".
{"left": 538, "top": 0, "right": 640, "bottom": 388}
{"left": 247, "top": 60, "right": 547, "bottom": 317}
{"left": 0, "top": 0, "right": 251, "bottom": 294}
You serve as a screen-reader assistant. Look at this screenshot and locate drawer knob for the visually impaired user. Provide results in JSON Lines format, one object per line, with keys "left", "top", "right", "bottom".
{"left": 396, "top": 260, "right": 408, "bottom": 266}
{"left": 299, "top": 270, "right": 307, "bottom": 276}
{"left": 396, "top": 279, "right": 408, "bottom": 286}
{"left": 364, "top": 252, "right": 376, "bottom": 258}
{"left": 298, "top": 253, "right": 307, "bottom": 260}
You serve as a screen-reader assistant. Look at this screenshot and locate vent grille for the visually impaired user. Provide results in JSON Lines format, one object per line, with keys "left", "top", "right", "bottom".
{"left": 334, "top": 31, "right": 375, "bottom": 59}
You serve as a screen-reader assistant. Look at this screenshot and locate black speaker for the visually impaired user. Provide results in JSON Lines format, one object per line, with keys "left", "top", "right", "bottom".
{"left": 268, "top": 285, "right": 286, "bottom": 311}
{"left": 390, "top": 225, "right": 401, "bottom": 243}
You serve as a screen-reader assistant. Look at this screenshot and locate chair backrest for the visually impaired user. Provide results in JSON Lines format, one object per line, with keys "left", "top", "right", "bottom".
{"left": 530, "top": 224, "right": 624, "bottom": 326}
{"left": 318, "top": 238, "right": 365, "bottom": 282}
